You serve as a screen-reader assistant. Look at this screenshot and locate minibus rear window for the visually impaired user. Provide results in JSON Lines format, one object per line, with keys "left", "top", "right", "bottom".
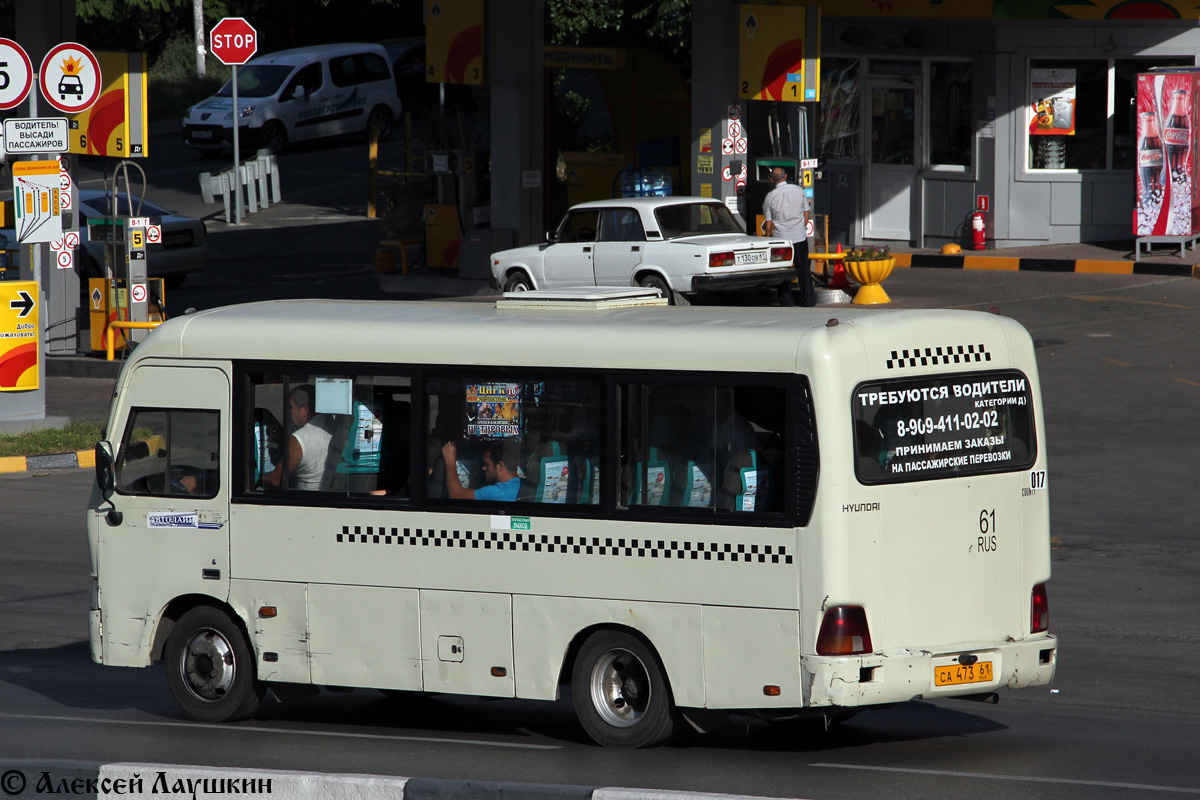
{"left": 852, "top": 370, "right": 1036, "bottom": 484}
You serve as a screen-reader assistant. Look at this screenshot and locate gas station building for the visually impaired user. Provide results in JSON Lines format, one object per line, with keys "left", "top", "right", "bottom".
{"left": 492, "top": 0, "right": 1200, "bottom": 251}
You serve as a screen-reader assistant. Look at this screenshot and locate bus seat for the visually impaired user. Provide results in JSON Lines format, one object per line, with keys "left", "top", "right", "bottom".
{"left": 523, "top": 441, "right": 570, "bottom": 503}
{"left": 716, "top": 450, "right": 769, "bottom": 512}
{"left": 672, "top": 458, "right": 714, "bottom": 508}
{"left": 569, "top": 452, "right": 600, "bottom": 505}
{"left": 335, "top": 402, "right": 385, "bottom": 475}
{"left": 625, "top": 446, "right": 672, "bottom": 506}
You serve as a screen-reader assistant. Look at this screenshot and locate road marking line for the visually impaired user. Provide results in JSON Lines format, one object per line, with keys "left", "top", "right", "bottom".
{"left": 1104, "top": 358, "right": 1133, "bottom": 367}
{"left": 1068, "top": 295, "right": 1191, "bottom": 309}
{"left": 810, "top": 763, "right": 1200, "bottom": 794}
{"left": 1175, "top": 378, "right": 1200, "bottom": 386}
{"left": 0, "top": 711, "right": 559, "bottom": 750}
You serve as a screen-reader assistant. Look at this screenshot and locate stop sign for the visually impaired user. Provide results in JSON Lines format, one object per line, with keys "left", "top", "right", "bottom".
{"left": 210, "top": 17, "right": 258, "bottom": 66}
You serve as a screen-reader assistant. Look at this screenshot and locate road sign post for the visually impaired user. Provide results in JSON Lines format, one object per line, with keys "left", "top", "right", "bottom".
{"left": 210, "top": 18, "right": 258, "bottom": 225}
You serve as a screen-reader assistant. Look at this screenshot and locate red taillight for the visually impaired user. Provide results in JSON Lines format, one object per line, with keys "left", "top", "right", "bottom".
{"left": 709, "top": 251, "right": 734, "bottom": 267}
{"left": 816, "top": 606, "right": 873, "bottom": 655}
{"left": 771, "top": 246, "right": 793, "bottom": 262}
{"left": 1031, "top": 583, "right": 1050, "bottom": 633}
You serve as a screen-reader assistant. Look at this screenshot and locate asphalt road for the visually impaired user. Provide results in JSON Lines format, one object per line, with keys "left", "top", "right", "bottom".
{"left": 3, "top": 269, "right": 1199, "bottom": 798}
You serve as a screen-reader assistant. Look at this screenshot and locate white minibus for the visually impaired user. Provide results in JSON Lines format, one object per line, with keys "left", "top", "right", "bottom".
{"left": 87, "top": 291, "right": 1056, "bottom": 747}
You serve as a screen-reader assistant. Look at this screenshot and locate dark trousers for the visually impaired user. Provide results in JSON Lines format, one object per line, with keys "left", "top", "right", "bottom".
{"left": 778, "top": 238, "right": 815, "bottom": 307}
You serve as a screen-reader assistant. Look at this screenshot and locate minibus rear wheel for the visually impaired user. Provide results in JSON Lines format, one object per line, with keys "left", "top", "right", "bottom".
{"left": 165, "top": 606, "right": 265, "bottom": 723}
{"left": 572, "top": 630, "right": 676, "bottom": 748}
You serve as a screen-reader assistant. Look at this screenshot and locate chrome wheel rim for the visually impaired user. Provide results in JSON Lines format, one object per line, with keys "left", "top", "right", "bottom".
{"left": 179, "top": 627, "right": 236, "bottom": 703}
{"left": 589, "top": 647, "right": 650, "bottom": 728}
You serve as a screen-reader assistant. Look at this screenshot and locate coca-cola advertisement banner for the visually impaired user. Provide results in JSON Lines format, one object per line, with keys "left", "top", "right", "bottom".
{"left": 1030, "top": 69, "right": 1076, "bottom": 136}
{"left": 1136, "top": 70, "right": 1199, "bottom": 237}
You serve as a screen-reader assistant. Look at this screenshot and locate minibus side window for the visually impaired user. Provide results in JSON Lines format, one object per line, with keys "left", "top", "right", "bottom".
{"left": 620, "top": 383, "right": 785, "bottom": 512}
{"left": 424, "top": 376, "right": 601, "bottom": 505}
{"left": 247, "top": 373, "right": 412, "bottom": 497}
{"left": 116, "top": 409, "right": 220, "bottom": 498}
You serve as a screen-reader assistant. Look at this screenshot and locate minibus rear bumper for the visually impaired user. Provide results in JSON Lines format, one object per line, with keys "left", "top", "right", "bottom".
{"left": 802, "top": 634, "right": 1058, "bottom": 708}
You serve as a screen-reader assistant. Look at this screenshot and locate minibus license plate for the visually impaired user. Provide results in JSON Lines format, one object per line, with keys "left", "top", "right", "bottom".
{"left": 734, "top": 251, "right": 767, "bottom": 265}
{"left": 193, "top": 131, "right": 212, "bottom": 139}
{"left": 934, "top": 660, "right": 993, "bottom": 687}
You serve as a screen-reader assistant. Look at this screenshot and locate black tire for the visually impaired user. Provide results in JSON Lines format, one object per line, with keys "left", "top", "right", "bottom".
{"left": 367, "top": 106, "right": 395, "bottom": 142}
{"left": 571, "top": 630, "right": 675, "bottom": 748}
{"left": 165, "top": 606, "right": 264, "bottom": 723}
{"left": 258, "top": 121, "right": 287, "bottom": 155}
{"left": 636, "top": 274, "right": 676, "bottom": 305}
{"left": 504, "top": 272, "right": 533, "bottom": 292}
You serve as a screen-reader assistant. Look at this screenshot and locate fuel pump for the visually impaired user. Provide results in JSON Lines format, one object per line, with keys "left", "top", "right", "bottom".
{"left": 743, "top": 101, "right": 815, "bottom": 235}
{"left": 87, "top": 160, "right": 164, "bottom": 355}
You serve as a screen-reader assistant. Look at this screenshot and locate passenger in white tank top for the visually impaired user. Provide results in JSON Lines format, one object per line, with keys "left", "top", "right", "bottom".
{"left": 262, "top": 384, "right": 331, "bottom": 490}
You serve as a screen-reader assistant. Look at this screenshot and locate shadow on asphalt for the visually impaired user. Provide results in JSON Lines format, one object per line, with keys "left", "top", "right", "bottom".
{"left": 0, "top": 643, "right": 1005, "bottom": 751}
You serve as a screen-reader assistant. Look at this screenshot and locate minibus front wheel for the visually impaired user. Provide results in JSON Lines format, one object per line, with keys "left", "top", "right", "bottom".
{"left": 572, "top": 630, "right": 676, "bottom": 748}
{"left": 165, "top": 606, "right": 265, "bottom": 723}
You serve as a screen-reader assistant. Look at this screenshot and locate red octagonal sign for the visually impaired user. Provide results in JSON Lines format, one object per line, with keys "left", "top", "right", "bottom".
{"left": 210, "top": 17, "right": 258, "bottom": 66}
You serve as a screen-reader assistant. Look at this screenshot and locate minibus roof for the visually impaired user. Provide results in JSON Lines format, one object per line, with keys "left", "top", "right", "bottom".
{"left": 127, "top": 299, "right": 1021, "bottom": 375}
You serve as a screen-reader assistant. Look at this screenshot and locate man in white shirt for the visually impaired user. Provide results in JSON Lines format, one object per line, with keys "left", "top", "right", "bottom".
{"left": 762, "top": 167, "right": 814, "bottom": 307}
{"left": 262, "top": 384, "right": 331, "bottom": 491}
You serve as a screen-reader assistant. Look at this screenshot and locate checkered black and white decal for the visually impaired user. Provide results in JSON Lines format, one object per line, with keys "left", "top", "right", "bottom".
{"left": 886, "top": 344, "right": 991, "bottom": 370}
{"left": 338, "top": 526, "right": 793, "bottom": 564}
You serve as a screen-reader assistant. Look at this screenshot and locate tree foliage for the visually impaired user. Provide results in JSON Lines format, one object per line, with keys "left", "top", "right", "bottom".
{"left": 546, "top": 0, "right": 691, "bottom": 59}
{"left": 70, "top": 0, "right": 420, "bottom": 64}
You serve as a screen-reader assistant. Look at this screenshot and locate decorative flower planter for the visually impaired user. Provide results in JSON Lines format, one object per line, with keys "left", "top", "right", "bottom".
{"left": 844, "top": 257, "right": 895, "bottom": 305}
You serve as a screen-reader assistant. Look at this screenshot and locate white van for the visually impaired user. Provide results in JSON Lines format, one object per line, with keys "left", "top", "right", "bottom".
{"left": 182, "top": 43, "right": 401, "bottom": 154}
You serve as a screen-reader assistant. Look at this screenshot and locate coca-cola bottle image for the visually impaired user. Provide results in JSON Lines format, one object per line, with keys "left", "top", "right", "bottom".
{"left": 1164, "top": 88, "right": 1191, "bottom": 176}
{"left": 1139, "top": 111, "right": 1165, "bottom": 197}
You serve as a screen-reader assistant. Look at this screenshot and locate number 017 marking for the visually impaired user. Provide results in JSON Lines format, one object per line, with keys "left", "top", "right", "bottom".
{"left": 1030, "top": 470, "right": 1046, "bottom": 490}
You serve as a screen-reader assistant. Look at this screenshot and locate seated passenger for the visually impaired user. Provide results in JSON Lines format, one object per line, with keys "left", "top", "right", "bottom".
{"left": 262, "top": 384, "right": 331, "bottom": 491}
{"left": 442, "top": 440, "right": 521, "bottom": 501}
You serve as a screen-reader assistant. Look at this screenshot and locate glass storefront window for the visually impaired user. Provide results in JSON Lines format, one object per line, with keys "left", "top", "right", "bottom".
{"left": 819, "top": 58, "right": 861, "bottom": 162}
{"left": 1029, "top": 57, "right": 1193, "bottom": 171}
{"left": 930, "top": 61, "right": 973, "bottom": 167}
{"left": 1028, "top": 59, "right": 1106, "bottom": 170}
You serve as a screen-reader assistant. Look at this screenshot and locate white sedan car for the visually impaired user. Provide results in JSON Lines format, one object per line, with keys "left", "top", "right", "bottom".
{"left": 490, "top": 197, "right": 796, "bottom": 305}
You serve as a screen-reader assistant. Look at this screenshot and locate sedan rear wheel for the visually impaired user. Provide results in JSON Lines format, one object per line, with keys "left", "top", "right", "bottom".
{"left": 637, "top": 273, "right": 676, "bottom": 305}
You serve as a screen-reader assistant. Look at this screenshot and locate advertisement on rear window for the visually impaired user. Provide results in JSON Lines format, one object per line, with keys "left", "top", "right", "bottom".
{"left": 853, "top": 370, "right": 1036, "bottom": 484}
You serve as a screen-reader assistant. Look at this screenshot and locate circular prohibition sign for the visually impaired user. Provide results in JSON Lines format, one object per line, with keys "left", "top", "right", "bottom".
{"left": 39, "top": 42, "right": 102, "bottom": 114}
{"left": 0, "top": 38, "right": 34, "bottom": 110}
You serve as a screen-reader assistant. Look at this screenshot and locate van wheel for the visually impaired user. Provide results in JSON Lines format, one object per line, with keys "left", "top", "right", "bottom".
{"left": 165, "top": 606, "right": 264, "bottom": 723}
{"left": 504, "top": 272, "right": 533, "bottom": 292}
{"left": 572, "top": 630, "right": 675, "bottom": 748}
{"left": 636, "top": 274, "right": 675, "bottom": 305}
{"left": 367, "top": 106, "right": 394, "bottom": 142}
{"left": 259, "top": 121, "right": 287, "bottom": 155}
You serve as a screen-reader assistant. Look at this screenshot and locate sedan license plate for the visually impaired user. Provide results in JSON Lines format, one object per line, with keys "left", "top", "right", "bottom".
{"left": 734, "top": 250, "right": 768, "bottom": 265}
{"left": 192, "top": 130, "right": 213, "bottom": 139}
{"left": 934, "top": 660, "right": 993, "bottom": 687}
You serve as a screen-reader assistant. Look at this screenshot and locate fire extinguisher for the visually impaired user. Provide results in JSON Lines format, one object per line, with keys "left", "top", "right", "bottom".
{"left": 971, "top": 209, "right": 986, "bottom": 251}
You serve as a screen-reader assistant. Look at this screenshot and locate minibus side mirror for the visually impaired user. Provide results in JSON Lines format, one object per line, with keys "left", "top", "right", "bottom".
{"left": 545, "top": 229, "right": 558, "bottom": 244}
{"left": 95, "top": 441, "right": 115, "bottom": 495}
{"left": 292, "top": 85, "right": 305, "bottom": 100}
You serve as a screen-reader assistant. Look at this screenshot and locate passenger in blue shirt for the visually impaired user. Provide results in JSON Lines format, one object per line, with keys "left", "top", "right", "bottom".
{"left": 441, "top": 441, "right": 521, "bottom": 501}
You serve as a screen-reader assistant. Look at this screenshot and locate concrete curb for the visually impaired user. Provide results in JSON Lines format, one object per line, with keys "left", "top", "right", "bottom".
{"left": 0, "top": 448, "right": 94, "bottom": 474}
{"left": 893, "top": 252, "right": 1200, "bottom": 277}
